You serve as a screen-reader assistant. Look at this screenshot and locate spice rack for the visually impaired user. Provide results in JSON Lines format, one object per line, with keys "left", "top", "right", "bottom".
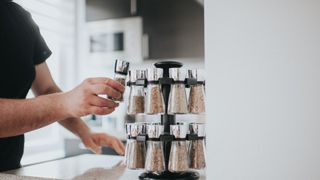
{"left": 126, "top": 61, "right": 204, "bottom": 180}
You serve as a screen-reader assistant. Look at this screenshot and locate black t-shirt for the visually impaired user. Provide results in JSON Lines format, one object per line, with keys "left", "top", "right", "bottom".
{"left": 0, "top": 0, "right": 52, "bottom": 171}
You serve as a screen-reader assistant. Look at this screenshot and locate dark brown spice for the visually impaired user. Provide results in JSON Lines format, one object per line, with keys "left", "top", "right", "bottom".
{"left": 128, "top": 96, "right": 144, "bottom": 114}
{"left": 189, "top": 139, "right": 206, "bottom": 169}
{"left": 110, "top": 77, "right": 126, "bottom": 102}
{"left": 126, "top": 140, "right": 146, "bottom": 169}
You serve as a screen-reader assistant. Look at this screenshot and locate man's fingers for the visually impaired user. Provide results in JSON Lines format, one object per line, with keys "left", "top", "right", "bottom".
{"left": 89, "top": 107, "right": 115, "bottom": 115}
{"left": 112, "top": 141, "right": 123, "bottom": 155}
{"left": 116, "top": 139, "right": 125, "bottom": 155}
{"left": 90, "top": 84, "right": 121, "bottom": 99}
{"left": 99, "top": 135, "right": 125, "bottom": 155}
{"left": 112, "top": 139, "right": 125, "bottom": 155}
{"left": 86, "top": 78, "right": 125, "bottom": 93}
{"left": 83, "top": 138, "right": 102, "bottom": 154}
{"left": 90, "top": 96, "right": 119, "bottom": 108}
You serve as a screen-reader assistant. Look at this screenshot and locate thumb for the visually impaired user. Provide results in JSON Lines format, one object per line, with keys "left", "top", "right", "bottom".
{"left": 83, "top": 138, "right": 102, "bottom": 154}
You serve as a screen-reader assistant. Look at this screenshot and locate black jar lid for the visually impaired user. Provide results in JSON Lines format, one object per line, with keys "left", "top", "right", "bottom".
{"left": 114, "top": 59, "right": 130, "bottom": 75}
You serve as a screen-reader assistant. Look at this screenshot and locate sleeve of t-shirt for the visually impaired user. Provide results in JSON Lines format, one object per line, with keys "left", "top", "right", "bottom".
{"left": 32, "top": 25, "right": 52, "bottom": 65}
{"left": 23, "top": 10, "right": 52, "bottom": 65}
{"left": 11, "top": 2, "right": 52, "bottom": 65}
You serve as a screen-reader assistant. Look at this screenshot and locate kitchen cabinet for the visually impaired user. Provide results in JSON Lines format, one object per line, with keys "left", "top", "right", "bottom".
{"left": 85, "top": 0, "right": 204, "bottom": 60}
{"left": 86, "top": 0, "right": 132, "bottom": 21}
{"left": 137, "top": 0, "right": 204, "bottom": 59}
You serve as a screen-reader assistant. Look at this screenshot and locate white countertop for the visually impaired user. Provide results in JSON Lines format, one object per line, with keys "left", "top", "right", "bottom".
{"left": 2, "top": 154, "right": 205, "bottom": 180}
{"left": 0, "top": 173, "right": 53, "bottom": 180}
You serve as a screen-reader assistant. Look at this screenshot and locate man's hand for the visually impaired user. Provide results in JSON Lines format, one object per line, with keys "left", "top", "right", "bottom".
{"left": 30, "top": 63, "right": 126, "bottom": 156}
{"left": 80, "top": 132, "right": 125, "bottom": 155}
{"left": 62, "top": 78, "right": 125, "bottom": 118}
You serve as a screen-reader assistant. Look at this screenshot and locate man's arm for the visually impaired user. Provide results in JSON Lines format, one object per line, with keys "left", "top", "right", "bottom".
{"left": 0, "top": 64, "right": 123, "bottom": 139}
{"left": 32, "top": 63, "right": 125, "bottom": 155}
{"left": 0, "top": 93, "right": 69, "bottom": 138}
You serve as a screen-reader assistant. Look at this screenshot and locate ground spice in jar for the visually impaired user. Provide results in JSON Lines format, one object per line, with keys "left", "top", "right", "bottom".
{"left": 168, "top": 68, "right": 188, "bottom": 114}
{"left": 128, "top": 96, "right": 144, "bottom": 114}
{"left": 188, "top": 84, "right": 206, "bottom": 113}
{"left": 189, "top": 139, "right": 206, "bottom": 169}
{"left": 145, "top": 141, "right": 165, "bottom": 172}
{"left": 168, "top": 84, "right": 188, "bottom": 114}
{"left": 146, "top": 85, "right": 164, "bottom": 114}
{"left": 111, "top": 77, "right": 126, "bottom": 101}
{"left": 168, "top": 141, "right": 189, "bottom": 172}
{"left": 127, "top": 140, "right": 146, "bottom": 169}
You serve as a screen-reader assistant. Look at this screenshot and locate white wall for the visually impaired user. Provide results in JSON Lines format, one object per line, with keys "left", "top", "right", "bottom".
{"left": 205, "top": 0, "right": 320, "bottom": 180}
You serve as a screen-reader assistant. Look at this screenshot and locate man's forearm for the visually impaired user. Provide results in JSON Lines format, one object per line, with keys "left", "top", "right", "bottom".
{"left": 59, "top": 117, "right": 91, "bottom": 138}
{"left": 39, "top": 85, "right": 91, "bottom": 139}
{"left": 0, "top": 93, "right": 70, "bottom": 138}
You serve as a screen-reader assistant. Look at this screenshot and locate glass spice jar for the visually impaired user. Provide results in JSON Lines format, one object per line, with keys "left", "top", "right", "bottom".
{"left": 188, "top": 123, "right": 206, "bottom": 169}
{"left": 168, "top": 68, "right": 188, "bottom": 114}
{"left": 168, "top": 124, "right": 189, "bottom": 172}
{"left": 145, "top": 141, "right": 165, "bottom": 173}
{"left": 110, "top": 59, "right": 130, "bottom": 102}
{"left": 188, "top": 69, "right": 206, "bottom": 114}
{"left": 127, "top": 70, "right": 146, "bottom": 115}
{"left": 126, "top": 123, "right": 146, "bottom": 169}
{"left": 145, "top": 124, "right": 165, "bottom": 173}
{"left": 123, "top": 123, "right": 134, "bottom": 165}
{"left": 145, "top": 68, "right": 165, "bottom": 114}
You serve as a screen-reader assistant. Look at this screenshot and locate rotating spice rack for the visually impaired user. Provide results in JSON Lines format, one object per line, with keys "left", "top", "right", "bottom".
{"left": 126, "top": 61, "right": 203, "bottom": 180}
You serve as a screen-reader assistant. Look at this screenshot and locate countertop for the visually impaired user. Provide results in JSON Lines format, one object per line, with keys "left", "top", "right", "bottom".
{"left": 1, "top": 154, "right": 205, "bottom": 180}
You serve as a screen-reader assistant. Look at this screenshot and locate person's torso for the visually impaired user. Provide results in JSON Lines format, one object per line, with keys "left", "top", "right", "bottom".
{"left": 0, "top": 1, "right": 37, "bottom": 99}
{"left": 0, "top": 1, "right": 39, "bottom": 171}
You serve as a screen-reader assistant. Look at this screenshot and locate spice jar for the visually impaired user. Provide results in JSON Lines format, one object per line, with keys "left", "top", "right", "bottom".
{"left": 188, "top": 69, "right": 206, "bottom": 114}
{"left": 123, "top": 123, "right": 134, "bottom": 165}
{"left": 127, "top": 70, "right": 146, "bottom": 114}
{"left": 126, "top": 123, "right": 146, "bottom": 169}
{"left": 145, "top": 68, "right": 165, "bottom": 114}
{"left": 168, "top": 124, "right": 189, "bottom": 172}
{"left": 189, "top": 123, "right": 206, "bottom": 169}
{"left": 145, "top": 124, "right": 165, "bottom": 173}
{"left": 111, "top": 59, "right": 130, "bottom": 102}
{"left": 168, "top": 68, "right": 188, "bottom": 114}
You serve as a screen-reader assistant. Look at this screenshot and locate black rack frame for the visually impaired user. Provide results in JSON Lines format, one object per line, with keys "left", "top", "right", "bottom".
{"left": 129, "top": 61, "right": 201, "bottom": 180}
